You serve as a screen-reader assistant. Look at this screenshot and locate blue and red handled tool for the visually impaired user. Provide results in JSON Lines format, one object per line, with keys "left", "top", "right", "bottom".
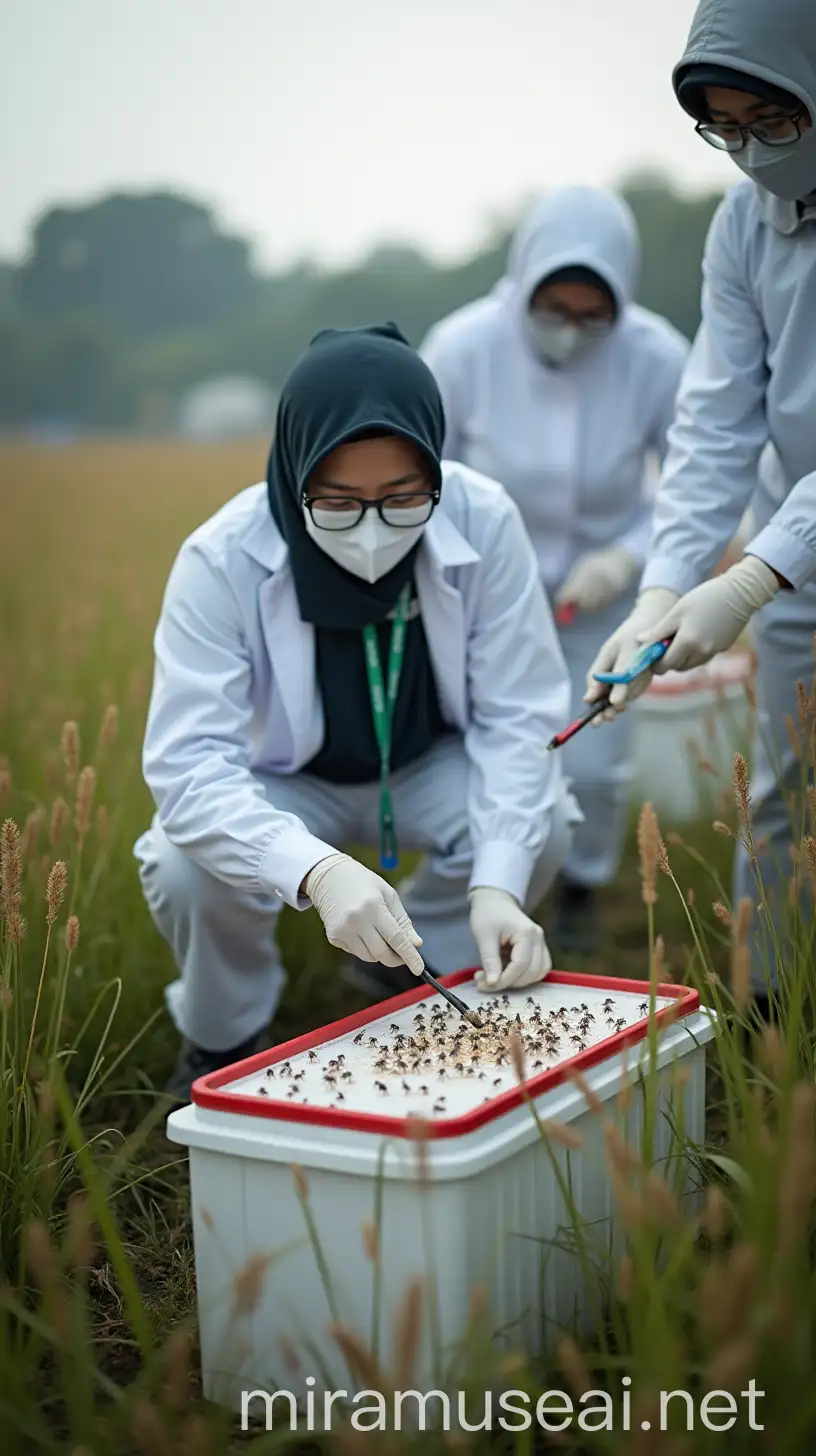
{"left": 547, "top": 637, "right": 673, "bottom": 751}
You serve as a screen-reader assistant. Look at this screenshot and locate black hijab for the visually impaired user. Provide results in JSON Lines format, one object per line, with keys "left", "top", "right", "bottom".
{"left": 267, "top": 322, "right": 446, "bottom": 630}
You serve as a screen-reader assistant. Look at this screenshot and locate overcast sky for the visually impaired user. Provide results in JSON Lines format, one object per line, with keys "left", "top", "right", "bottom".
{"left": 2, "top": 0, "right": 734, "bottom": 271}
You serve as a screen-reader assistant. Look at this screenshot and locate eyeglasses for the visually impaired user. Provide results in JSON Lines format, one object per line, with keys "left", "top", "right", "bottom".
{"left": 695, "top": 107, "right": 808, "bottom": 152}
{"left": 302, "top": 488, "right": 440, "bottom": 531}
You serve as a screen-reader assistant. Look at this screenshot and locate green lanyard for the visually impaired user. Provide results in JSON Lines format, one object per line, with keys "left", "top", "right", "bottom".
{"left": 362, "top": 583, "right": 411, "bottom": 871}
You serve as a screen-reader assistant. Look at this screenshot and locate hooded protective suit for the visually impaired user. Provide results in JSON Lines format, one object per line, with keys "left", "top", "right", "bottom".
{"left": 421, "top": 186, "right": 689, "bottom": 599}
{"left": 634, "top": 0, "right": 816, "bottom": 988}
{"left": 420, "top": 186, "right": 689, "bottom": 892}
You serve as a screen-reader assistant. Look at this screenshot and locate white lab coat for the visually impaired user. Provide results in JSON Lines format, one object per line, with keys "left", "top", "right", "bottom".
{"left": 420, "top": 187, "right": 690, "bottom": 887}
{"left": 140, "top": 461, "right": 579, "bottom": 916}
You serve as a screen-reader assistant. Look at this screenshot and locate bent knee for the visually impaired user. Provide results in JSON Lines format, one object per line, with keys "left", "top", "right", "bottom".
{"left": 135, "top": 825, "right": 216, "bottom": 912}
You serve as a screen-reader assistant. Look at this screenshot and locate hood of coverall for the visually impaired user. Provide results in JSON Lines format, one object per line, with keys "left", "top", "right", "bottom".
{"left": 505, "top": 186, "right": 641, "bottom": 334}
{"left": 673, "top": 0, "right": 816, "bottom": 202}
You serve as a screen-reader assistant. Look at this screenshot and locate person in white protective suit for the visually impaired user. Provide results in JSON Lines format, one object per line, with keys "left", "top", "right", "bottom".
{"left": 420, "top": 187, "right": 689, "bottom": 955}
{"left": 134, "top": 323, "right": 581, "bottom": 1100}
{"left": 585, "top": 0, "right": 816, "bottom": 1011}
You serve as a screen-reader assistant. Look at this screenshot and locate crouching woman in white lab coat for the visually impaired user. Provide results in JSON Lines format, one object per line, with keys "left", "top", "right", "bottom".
{"left": 134, "top": 323, "right": 581, "bottom": 1100}
{"left": 420, "top": 186, "right": 690, "bottom": 955}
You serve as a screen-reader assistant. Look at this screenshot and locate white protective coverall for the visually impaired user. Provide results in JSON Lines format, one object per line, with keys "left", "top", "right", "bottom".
{"left": 420, "top": 186, "right": 689, "bottom": 887}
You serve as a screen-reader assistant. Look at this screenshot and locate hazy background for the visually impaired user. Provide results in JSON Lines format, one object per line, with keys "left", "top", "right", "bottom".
{"left": 1, "top": 0, "right": 730, "bottom": 433}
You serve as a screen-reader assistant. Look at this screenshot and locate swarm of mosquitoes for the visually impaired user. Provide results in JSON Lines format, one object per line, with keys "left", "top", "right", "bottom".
{"left": 253, "top": 991, "right": 655, "bottom": 1116}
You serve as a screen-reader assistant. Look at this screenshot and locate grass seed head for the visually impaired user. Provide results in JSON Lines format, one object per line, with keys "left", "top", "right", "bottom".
{"left": 508, "top": 1029, "right": 526, "bottom": 1081}
{"left": 49, "top": 796, "right": 69, "bottom": 847}
{"left": 99, "top": 702, "right": 119, "bottom": 747}
{"left": 21, "top": 806, "right": 44, "bottom": 861}
{"left": 65, "top": 913, "right": 80, "bottom": 953}
{"left": 60, "top": 721, "right": 80, "bottom": 782}
{"left": 705, "top": 1336, "right": 757, "bottom": 1392}
{"left": 46, "top": 860, "right": 68, "bottom": 924}
{"left": 784, "top": 713, "right": 803, "bottom": 759}
{"left": 732, "top": 753, "right": 752, "bottom": 836}
{"left": 394, "top": 1278, "right": 423, "bottom": 1389}
{"left": 700, "top": 1184, "right": 730, "bottom": 1242}
{"left": 541, "top": 1119, "right": 584, "bottom": 1150}
{"left": 778, "top": 1082, "right": 816, "bottom": 1250}
{"left": 698, "top": 1242, "right": 760, "bottom": 1342}
{"left": 637, "top": 801, "right": 663, "bottom": 905}
{"left": 361, "top": 1220, "right": 379, "bottom": 1262}
{"left": 329, "top": 1323, "right": 387, "bottom": 1391}
{"left": 290, "top": 1163, "right": 309, "bottom": 1200}
{"left": 617, "top": 1253, "right": 635, "bottom": 1302}
{"left": 0, "top": 817, "right": 22, "bottom": 920}
{"left": 74, "top": 765, "right": 96, "bottom": 839}
{"left": 161, "top": 1326, "right": 193, "bottom": 1411}
{"left": 231, "top": 1251, "right": 273, "bottom": 1317}
{"left": 556, "top": 1333, "right": 591, "bottom": 1397}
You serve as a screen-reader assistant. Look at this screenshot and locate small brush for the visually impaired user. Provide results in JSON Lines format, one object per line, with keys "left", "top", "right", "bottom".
{"left": 420, "top": 968, "right": 487, "bottom": 1031}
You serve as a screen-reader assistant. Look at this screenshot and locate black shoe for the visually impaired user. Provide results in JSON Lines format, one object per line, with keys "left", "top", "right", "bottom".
{"left": 164, "top": 1031, "right": 265, "bottom": 1103}
{"left": 551, "top": 880, "right": 601, "bottom": 960}
{"left": 340, "top": 956, "right": 427, "bottom": 1001}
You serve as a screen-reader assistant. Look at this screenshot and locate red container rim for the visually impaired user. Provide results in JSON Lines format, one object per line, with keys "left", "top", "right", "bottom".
{"left": 191, "top": 968, "right": 699, "bottom": 1141}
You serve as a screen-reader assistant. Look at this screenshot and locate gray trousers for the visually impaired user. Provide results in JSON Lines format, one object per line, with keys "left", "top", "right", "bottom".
{"left": 134, "top": 734, "right": 579, "bottom": 1050}
{"left": 733, "top": 582, "right": 816, "bottom": 992}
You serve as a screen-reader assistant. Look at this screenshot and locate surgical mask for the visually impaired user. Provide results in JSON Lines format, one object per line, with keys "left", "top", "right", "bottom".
{"left": 303, "top": 502, "right": 427, "bottom": 583}
{"left": 730, "top": 124, "right": 816, "bottom": 202}
{"left": 525, "top": 309, "right": 613, "bottom": 367}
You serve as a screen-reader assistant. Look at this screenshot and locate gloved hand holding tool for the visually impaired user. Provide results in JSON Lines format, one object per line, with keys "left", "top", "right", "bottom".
{"left": 548, "top": 630, "right": 674, "bottom": 750}
{"left": 582, "top": 587, "right": 680, "bottom": 721}
{"left": 305, "top": 853, "right": 425, "bottom": 973}
{"left": 632, "top": 557, "right": 780, "bottom": 673}
{"left": 469, "top": 887, "right": 552, "bottom": 992}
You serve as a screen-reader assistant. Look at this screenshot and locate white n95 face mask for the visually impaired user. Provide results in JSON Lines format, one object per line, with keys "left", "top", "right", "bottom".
{"left": 303, "top": 502, "right": 428, "bottom": 583}
{"left": 525, "top": 310, "right": 613, "bottom": 368}
{"left": 730, "top": 126, "right": 816, "bottom": 202}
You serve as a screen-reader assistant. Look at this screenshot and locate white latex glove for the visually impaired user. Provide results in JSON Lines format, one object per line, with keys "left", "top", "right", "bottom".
{"left": 305, "top": 853, "right": 425, "bottom": 973}
{"left": 583, "top": 586, "right": 681, "bottom": 722}
{"left": 469, "top": 887, "right": 552, "bottom": 992}
{"left": 637, "top": 556, "right": 780, "bottom": 672}
{"left": 555, "top": 546, "right": 639, "bottom": 616}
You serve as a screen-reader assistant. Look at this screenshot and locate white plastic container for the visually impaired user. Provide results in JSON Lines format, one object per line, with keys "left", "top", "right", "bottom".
{"left": 630, "top": 649, "right": 754, "bottom": 822}
{"left": 167, "top": 969, "right": 715, "bottom": 1414}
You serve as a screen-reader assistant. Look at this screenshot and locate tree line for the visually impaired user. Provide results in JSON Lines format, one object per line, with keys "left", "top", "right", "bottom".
{"left": 0, "top": 174, "right": 724, "bottom": 430}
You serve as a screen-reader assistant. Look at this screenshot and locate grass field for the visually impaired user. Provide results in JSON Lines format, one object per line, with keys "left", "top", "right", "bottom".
{"left": 2, "top": 441, "right": 815, "bottom": 1454}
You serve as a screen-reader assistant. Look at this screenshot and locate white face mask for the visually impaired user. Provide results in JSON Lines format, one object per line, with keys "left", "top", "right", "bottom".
{"left": 525, "top": 309, "right": 613, "bottom": 367}
{"left": 730, "top": 125, "right": 816, "bottom": 202}
{"left": 303, "top": 502, "right": 428, "bottom": 583}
